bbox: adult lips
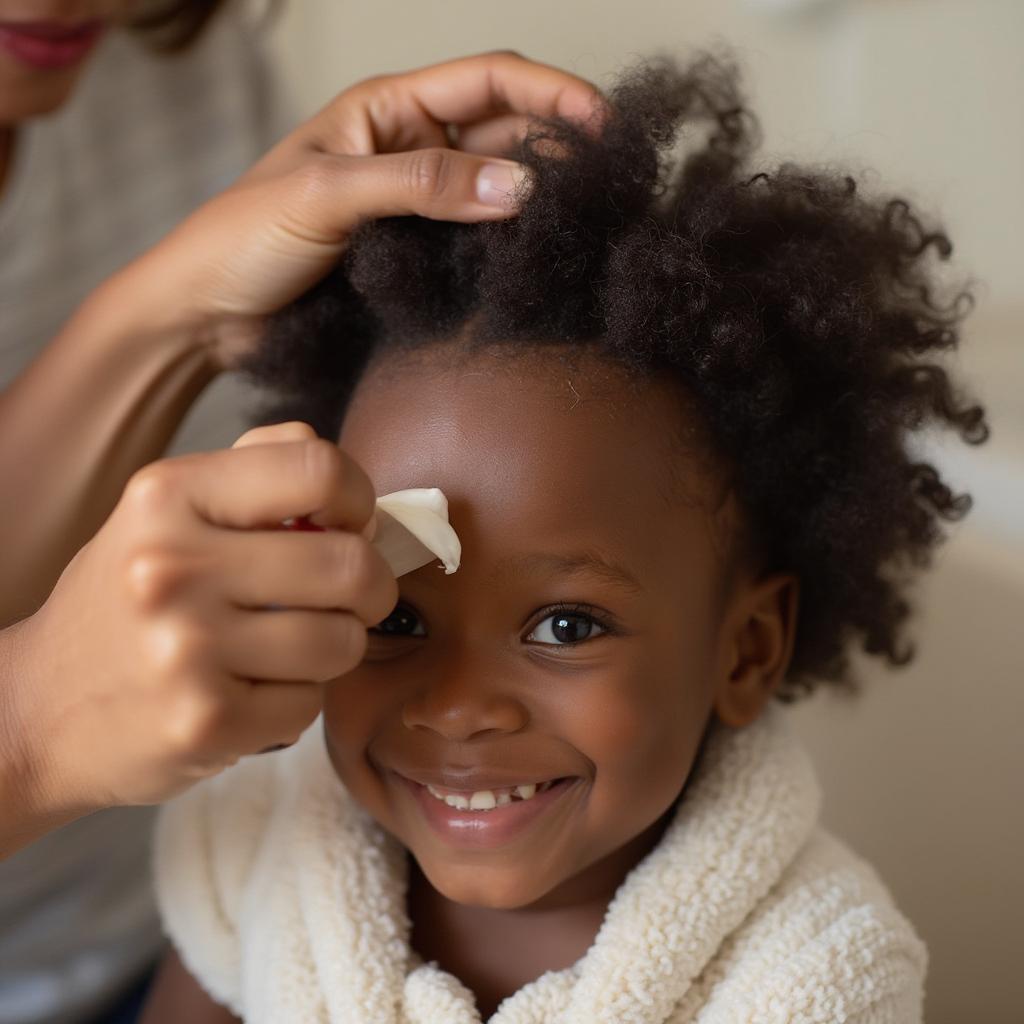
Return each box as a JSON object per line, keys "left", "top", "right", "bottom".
{"left": 0, "top": 20, "right": 105, "bottom": 39}
{"left": 0, "top": 19, "right": 106, "bottom": 69}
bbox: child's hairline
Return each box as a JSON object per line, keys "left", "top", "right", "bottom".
{"left": 345, "top": 328, "right": 765, "bottom": 611}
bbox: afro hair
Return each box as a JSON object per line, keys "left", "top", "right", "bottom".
{"left": 244, "top": 53, "right": 988, "bottom": 698}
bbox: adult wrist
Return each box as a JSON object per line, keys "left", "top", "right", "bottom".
{"left": 0, "top": 617, "right": 86, "bottom": 858}
{"left": 85, "top": 256, "right": 234, "bottom": 375}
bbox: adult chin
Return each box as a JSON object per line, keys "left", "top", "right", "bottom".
{"left": 0, "top": 68, "right": 86, "bottom": 122}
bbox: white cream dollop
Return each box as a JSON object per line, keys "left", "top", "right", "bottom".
{"left": 372, "top": 488, "right": 461, "bottom": 578}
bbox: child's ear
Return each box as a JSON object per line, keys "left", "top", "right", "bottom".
{"left": 712, "top": 573, "right": 799, "bottom": 728}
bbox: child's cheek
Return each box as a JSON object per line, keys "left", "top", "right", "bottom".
{"left": 321, "top": 671, "right": 399, "bottom": 809}
{"left": 563, "top": 663, "right": 711, "bottom": 829}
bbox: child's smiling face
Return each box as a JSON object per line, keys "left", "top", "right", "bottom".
{"left": 325, "top": 344, "right": 796, "bottom": 911}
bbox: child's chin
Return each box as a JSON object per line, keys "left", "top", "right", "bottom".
{"left": 418, "top": 858, "right": 558, "bottom": 911}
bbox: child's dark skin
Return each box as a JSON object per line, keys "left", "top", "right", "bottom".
{"left": 142, "top": 344, "right": 798, "bottom": 1023}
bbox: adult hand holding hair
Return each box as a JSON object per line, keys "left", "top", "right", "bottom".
{"left": 0, "top": 51, "right": 601, "bottom": 622}
{"left": 115, "top": 50, "right": 600, "bottom": 364}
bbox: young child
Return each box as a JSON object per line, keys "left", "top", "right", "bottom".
{"left": 142, "top": 55, "right": 987, "bottom": 1023}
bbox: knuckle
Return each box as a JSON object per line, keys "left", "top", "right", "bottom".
{"left": 349, "top": 71, "right": 389, "bottom": 95}
{"left": 288, "top": 158, "right": 340, "bottom": 203}
{"left": 232, "top": 426, "right": 264, "bottom": 447}
{"left": 335, "top": 614, "right": 368, "bottom": 670}
{"left": 356, "top": 546, "right": 399, "bottom": 626}
{"left": 276, "top": 420, "right": 317, "bottom": 441}
{"left": 329, "top": 534, "right": 377, "bottom": 593}
{"left": 164, "top": 690, "right": 230, "bottom": 755}
{"left": 269, "top": 699, "right": 321, "bottom": 747}
{"left": 123, "top": 462, "right": 181, "bottom": 519}
{"left": 234, "top": 421, "right": 317, "bottom": 450}
{"left": 145, "top": 618, "right": 211, "bottom": 678}
{"left": 401, "top": 149, "right": 452, "bottom": 202}
{"left": 368, "top": 570, "right": 400, "bottom": 627}
{"left": 299, "top": 614, "right": 365, "bottom": 682}
{"left": 486, "top": 48, "right": 525, "bottom": 61}
{"left": 381, "top": 581, "right": 401, "bottom": 625}
{"left": 124, "top": 547, "right": 189, "bottom": 610}
{"left": 300, "top": 437, "right": 347, "bottom": 503}
{"left": 350, "top": 72, "right": 403, "bottom": 110}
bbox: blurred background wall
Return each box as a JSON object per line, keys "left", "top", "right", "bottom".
{"left": 267, "top": 2, "right": 1023, "bottom": 1020}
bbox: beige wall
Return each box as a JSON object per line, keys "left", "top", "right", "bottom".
{"left": 269, "top": 3, "right": 1024, "bottom": 1020}
{"left": 269, "top": 0, "right": 1024, "bottom": 321}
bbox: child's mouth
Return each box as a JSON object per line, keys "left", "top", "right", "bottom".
{"left": 425, "top": 778, "right": 556, "bottom": 809}
{"left": 394, "top": 772, "right": 579, "bottom": 848}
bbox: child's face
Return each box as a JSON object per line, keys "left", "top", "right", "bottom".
{"left": 325, "top": 345, "right": 767, "bottom": 911}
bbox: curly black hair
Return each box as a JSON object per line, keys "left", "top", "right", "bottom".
{"left": 244, "top": 54, "right": 988, "bottom": 698}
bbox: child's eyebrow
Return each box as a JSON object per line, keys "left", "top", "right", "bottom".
{"left": 493, "top": 552, "right": 644, "bottom": 595}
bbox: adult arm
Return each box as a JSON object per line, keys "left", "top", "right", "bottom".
{"left": 0, "top": 51, "right": 600, "bottom": 624}
{"left": 0, "top": 274, "right": 220, "bottom": 624}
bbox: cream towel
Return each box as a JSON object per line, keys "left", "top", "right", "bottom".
{"left": 154, "top": 706, "right": 926, "bottom": 1023}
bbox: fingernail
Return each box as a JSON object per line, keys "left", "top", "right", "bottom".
{"left": 476, "top": 161, "right": 529, "bottom": 207}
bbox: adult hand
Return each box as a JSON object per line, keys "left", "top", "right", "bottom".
{"left": 1, "top": 423, "right": 394, "bottom": 853}
{"left": 114, "top": 51, "right": 601, "bottom": 365}
{"left": 0, "top": 52, "right": 598, "bottom": 621}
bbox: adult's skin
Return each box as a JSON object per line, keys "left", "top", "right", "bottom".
{"left": 0, "top": 5, "right": 601, "bottom": 856}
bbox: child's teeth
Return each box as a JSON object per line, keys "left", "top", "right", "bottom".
{"left": 424, "top": 781, "right": 557, "bottom": 810}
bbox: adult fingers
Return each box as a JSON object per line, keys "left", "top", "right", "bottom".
{"left": 277, "top": 149, "right": 531, "bottom": 239}
{"left": 228, "top": 680, "right": 325, "bottom": 754}
{"left": 410, "top": 51, "right": 598, "bottom": 123}
{"left": 233, "top": 425, "right": 381, "bottom": 541}
{"left": 126, "top": 439, "right": 376, "bottom": 532}
{"left": 232, "top": 421, "right": 318, "bottom": 449}
{"left": 454, "top": 113, "right": 532, "bottom": 157}
{"left": 223, "top": 609, "right": 369, "bottom": 684}
{"left": 220, "top": 529, "right": 397, "bottom": 626}
{"left": 328, "top": 52, "right": 601, "bottom": 156}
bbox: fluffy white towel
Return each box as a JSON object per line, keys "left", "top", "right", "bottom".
{"left": 154, "top": 705, "right": 926, "bottom": 1023}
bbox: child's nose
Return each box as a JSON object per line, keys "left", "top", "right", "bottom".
{"left": 400, "top": 661, "right": 529, "bottom": 742}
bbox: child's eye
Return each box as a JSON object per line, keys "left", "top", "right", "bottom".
{"left": 526, "top": 609, "right": 606, "bottom": 646}
{"left": 371, "top": 604, "right": 426, "bottom": 637}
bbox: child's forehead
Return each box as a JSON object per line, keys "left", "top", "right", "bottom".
{"left": 339, "top": 345, "right": 734, "bottom": 565}
{"left": 341, "top": 344, "right": 706, "bottom": 495}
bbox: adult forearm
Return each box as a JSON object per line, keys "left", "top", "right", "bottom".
{"left": 0, "top": 618, "right": 79, "bottom": 857}
{"left": 0, "top": 268, "right": 220, "bottom": 624}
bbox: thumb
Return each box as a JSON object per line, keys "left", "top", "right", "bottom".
{"left": 231, "top": 421, "right": 319, "bottom": 449}
{"left": 310, "top": 150, "right": 532, "bottom": 231}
